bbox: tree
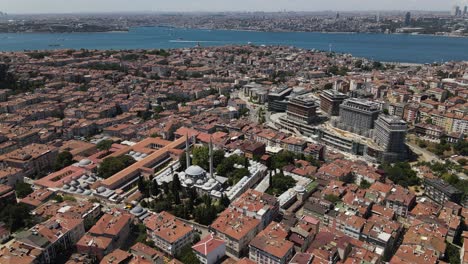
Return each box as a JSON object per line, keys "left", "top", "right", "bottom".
{"left": 324, "top": 194, "right": 341, "bottom": 204}
{"left": 272, "top": 151, "right": 296, "bottom": 169}
{"left": 177, "top": 245, "right": 200, "bottom": 264}
{"left": 220, "top": 194, "right": 230, "bottom": 208}
{"left": 150, "top": 181, "right": 159, "bottom": 197}
{"left": 359, "top": 180, "right": 371, "bottom": 189}
{"left": 172, "top": 174, "right": 182, "bottom": 194}
{"left": 266, "top": 173, "right": 296, "bottom": 196}
{"left": 445, "top": 243, "right": 460, "bottom": 264}
{"left": 382, "top": 162, "right": 420, "bottom": 187}
{"left": 0, "top": 203, "right": 35, "bottom": 231}
{"left": 138, "top": 177, "right": 150, "bottom": 198}
{"left": 458, "top": 158, "right": 467, "bottom": 166}
{"left": 15, "top": 182, "right": 33, "bottom": 198}
{"left": 192, "top": 146, "right": 210, "bottom": 170}
{"left": 96, "top": 140, "right": 113, "bottom": 153}
{"left": 54, "top": 151, "right": 74, "bottom": 171}
{"left": 98, "top": 155, "right": 136, "bottom": 179}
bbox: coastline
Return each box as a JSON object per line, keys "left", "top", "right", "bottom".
{"left": 0, "top": 25, "right": 467, "bottom": 38}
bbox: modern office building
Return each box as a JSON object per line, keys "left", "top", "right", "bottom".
{"left": 279, "top": 95, "right": 320, "bottom": 136}
{"left": 405, "top": 12, "right": 411, "bottom": 26}
{"left": 320, "top": 90, "right": 348, "bottom": 116}
{"left": 372, "top": 115, "right": 408, "bottom": 162}
{"left": 338, "top": 98, "right": 381, "bottom": 135}
{"left": 452, "top": 5, "right": 461, "bottom": 16}
{"left": 267, "top": 87, "right": 293, "bottom": 112}
{"left": 287, "top": 96, "right": 319, "bottom": 124}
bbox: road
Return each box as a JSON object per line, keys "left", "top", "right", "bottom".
{"left": 407, "top": 142, "right": 443, "bottom": 164}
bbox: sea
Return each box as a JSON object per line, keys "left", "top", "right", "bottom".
{"left": 1, "top": 26, "right": 468, "bottom": 63}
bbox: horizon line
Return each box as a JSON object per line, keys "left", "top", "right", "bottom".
{"left": 2, "top": 9, "right": 454, "bottom": 15}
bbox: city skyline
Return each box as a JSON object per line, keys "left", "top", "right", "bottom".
{"left": 0, "top": 0, "right": 467, "bottom": 14}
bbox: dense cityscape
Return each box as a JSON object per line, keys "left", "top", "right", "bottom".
{"left": 0, "top": 1, "right": 467, "bottom": 264}
{"left": 1, "top": 8, "right": 468, "bottom": 36}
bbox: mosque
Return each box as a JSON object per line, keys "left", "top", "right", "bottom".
{"left": 178, "top": 137, "right": 226, "bottom": 199}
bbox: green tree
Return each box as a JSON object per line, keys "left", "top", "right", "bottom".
{"left": 382, "top": 162, "right": 420, "bottom": 187}
{"left": 15, "top": 182, "right": 33, "bottom": 198}
{"left": 272, "top": 151, "right": 296, "bottom": 169}
{"left": 177, "top": 245, "right": 200, "bottom": 264}
{"left": 96, "top": 140, "right": 113, "bottom": 152}
{"left": 445, "top": 243, "right": 460, "bottom": 264}
{"left": 359, "top": 180, "right": 371, "bottom": 189}
{"left": 192, "top": 146, "right": 210, "bottom": 170}
{"left": 266, "top": 173, "right": 296, "bottom": 196}
{"left": 98, "top": 155, "right": 136, "bottom": 179}
{"left": 0, "top": 203, "right": 35, "bottom": 231}
{"left": 54, "top": 151, "right": 74, "bottom": 171}
{"left": 150, "top": 181, "right": 159, "bottom": 197}
{"left": 138, "top": 177, "right": 150, "bottom": 198}
{"left": 324, "top": 194, "right": 341, "bottom": 204}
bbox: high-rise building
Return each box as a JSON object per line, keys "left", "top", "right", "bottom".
{"left": 373, "top": 115, "right": 408, "bottom": 162}
{"left": 339, "top": 98, "right": 381, "bottom": 134}
{"left": 404, "top": 12, "right": 411, "bottom": 26}
{"left": 279, "top": 95, "right": 319, "bottom": 136}
{"left": 464, "top": 6, "right": 468, "bottom": 16}
{"left": 267, "top": 87, "right": 292, "bottom": 112}
{"left": 320, "top": 90, "right": 348, "bottom": 116}
{"left": 452, "top": 5, "right": 461, "bottom": 16}
{"left": 286, "top": 96, "right": 318, "bottom": 125}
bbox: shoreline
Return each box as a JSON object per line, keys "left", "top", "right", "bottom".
{"left": 0, "top": 25, "right": 466, "bottom": 39}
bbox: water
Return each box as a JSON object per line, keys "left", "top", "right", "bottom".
{"left": 1, "top": 26, "right": 468, "bottom": 63}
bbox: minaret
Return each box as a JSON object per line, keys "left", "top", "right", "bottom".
{"left": 209, "top": 136, "right": 214, "bottom": 178}
{"left": 185, "top": 133, "right": 190, "bottom": 169}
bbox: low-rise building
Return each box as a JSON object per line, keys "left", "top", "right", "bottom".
{"left": 210, "top": 208, "right": 261, "bottom": 258}
{"left": 249, "top": 222, "right": 294, "bottom": 264}
{"left": 192, "top": 234, "right": 226, "bottom": 264}
{"left": 144, "top": 211, "right": 194, "bottom": 256}
{"left": 76, "top": 211, "right": 132, "bottom": 260}
{"left": 424, "top": 178, "right": 463, "bottom": 204}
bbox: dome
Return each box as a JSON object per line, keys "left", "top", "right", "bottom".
{"left": 185, "top": 179, "right": 193, "bottom": 185}
{"left": 185, "top": 165, "right": 205, "bottom": 176}
{"left": 80, "top": 175, "right": 89, "bottom": 180}
{"left": 80, "top": 183, "right": 89, "bottom": 189}
{"left": 62, "top": 184, "right": 70, "bottom": 190}
{"left": 69, "top": 186, "right": 77, "bottom": 192}
{"left": 131, "top": 206, "right": 144, "bottom": 214}
{"left": 76, "top": 188, "right": 84, "bottom": 194}
{"left": 140, "top": 154, "right": 148, "bottom": 158}
{"left": 70, "top": 180, "right": 79, "bottom": 187}
{"left": 204, "top": 182, "right": 212, "bottom": 188}
{"left": 196, "top": 179, "right": 204, "bottom": 185}
{"left": 79, "top": 159, "right": 92, "bottom": 166}
{"left": 208, "top": 179, "right": 216, "bottom": 184}
{"left": 211, "top": 190, "right": 216, "bottom": 195}
{"left": 87, "top": 177, "right": 96, "bottom": 182}
{"left": 129, "top": 151, "right": 136, "bottom": 155}
{"left": 83, "top": 190, "right": 92, "bottom": 195}
{"left": 294, "top": 185, "right": 306, "bottom": 193}
{"left": 97, "top": 187, "right": 106, "bottom": 193}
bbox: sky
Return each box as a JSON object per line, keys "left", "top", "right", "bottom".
{"left": 1, "top": 0, "right": 467, "bottom": 14}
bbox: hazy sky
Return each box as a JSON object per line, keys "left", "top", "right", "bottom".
{"left": 1, "top": 0, "right": 466, "bottom": 13}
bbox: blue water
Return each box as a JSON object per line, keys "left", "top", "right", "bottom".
{"left": 1, "top": 27, "right": 468, "bottom": 63}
